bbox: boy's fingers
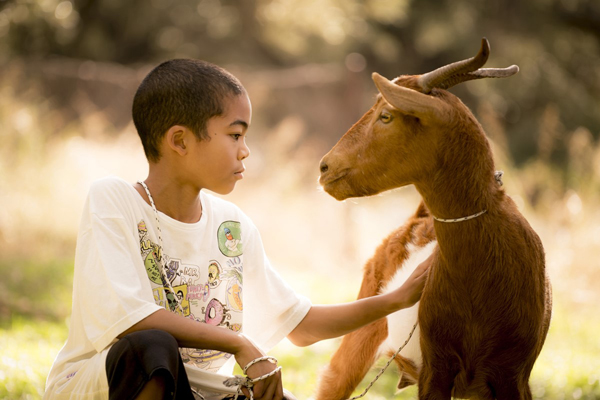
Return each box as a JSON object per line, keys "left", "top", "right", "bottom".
{"left": 242, "top": 386, "right": 251, "bottom": 397}
{"left": 276, "top": 374, "right": 284, "bottom": 400}
{"left": 254, "top": 374, "right": 280, "bottom": 400}
{"left": 414, "top": 254, "right": 433, "bottom": 276}
{"left": 260, "top": 378, "right": 277, "bottom": 400}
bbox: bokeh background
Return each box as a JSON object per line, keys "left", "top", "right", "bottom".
{"left": 1, "top": 0, "right": 599, "bottom": 398}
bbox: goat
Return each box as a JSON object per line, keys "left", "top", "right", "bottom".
{"left": 316, "top": 38, "right": 552, "bottom": 400}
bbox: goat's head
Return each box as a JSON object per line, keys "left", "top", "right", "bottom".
{"left": 319, "top": 38, "right": 518, "bottom": 201}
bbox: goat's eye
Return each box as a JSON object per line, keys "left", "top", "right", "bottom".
{"left": 379, "top": 112, "right": 393, "bottom": 124}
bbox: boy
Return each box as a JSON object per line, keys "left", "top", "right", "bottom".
{"left": 44, "top": 59, "right": 430, "bottom": 400}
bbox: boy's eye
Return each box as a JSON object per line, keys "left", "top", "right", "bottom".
{"left": 379, "top": 112, "right": 393, "bottom": 124}
{"left": 231, "top": 134, "right": 242, "bottom": 140}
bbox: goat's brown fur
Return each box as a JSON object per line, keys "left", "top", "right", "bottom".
{"left": 317, "top": 54, "right": 552, "bottom": 400}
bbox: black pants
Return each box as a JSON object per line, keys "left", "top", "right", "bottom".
{"left": 105, "top": 329, "right": 297, "bottom": 400}
{"left": 105, "top": 329, "right": 194, "bottom": 400}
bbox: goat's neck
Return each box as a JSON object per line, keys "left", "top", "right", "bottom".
{"left": 416, "top": 122, "right": 499, "bottom": 218}
{"left": 416, "top": 166, "right": 500, "bottom": 262}
{"left": 414, "top": 131, "right": 501, "bottom": 233}
{"left": 416, "top": 170, "right": 498, "bottom": 222}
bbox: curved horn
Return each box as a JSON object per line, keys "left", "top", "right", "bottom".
{"left": 435, "top": 65, "right": 520, "bottom": 89}
{"left": 418, "top": 38, "right": 490, "bottom": 93}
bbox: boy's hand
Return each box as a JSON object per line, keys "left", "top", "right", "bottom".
{"left": 395, "top": 253, "right": 432, "bottom": 308}
{"left": 234, "top": 335, "right": 283, "bottom": 400}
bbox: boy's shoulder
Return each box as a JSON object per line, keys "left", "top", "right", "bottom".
{"left": 202, "top": 190, "right": 244, "bottom": 216}
{"left": 201, "top": 191, "right": 257, "bottom": 228}
{"left": 85, "top": 176, "right": 139, "bottom": 214}
{"left": 87, "top": 176, "right": 134, "bottom": 199}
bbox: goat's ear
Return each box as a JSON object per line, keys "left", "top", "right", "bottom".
{"left": 372, "top": 73, "right": 449, "bottom": 121}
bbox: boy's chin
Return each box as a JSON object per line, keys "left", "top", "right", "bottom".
{"left": 209, "top": 184, "right": 236, "bottom": 195}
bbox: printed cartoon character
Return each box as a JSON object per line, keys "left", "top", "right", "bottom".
{"left": 224, "top": 228, "right": 240, "bottom": 252}
{"left": 227, "top": 280, "right": 243, "bottom": 312}
{"left": 202, "top": 298, "right": 231, "bottom": 326}
{"left": 138, "top": 220, "right": 148, "bottom": 236}
{"left": 165, "top": 290, "right": 178, "bottom": 312}
{"left": 165, "top": 260, "right": 181, "bottom": 284}
{"left": 222, "top": 263, "right": 243, "bottom": 312}
{"left": 217, "top": 221, "right": 242, "bottom": 257}
{"left": 207, "top": 261, "right": 221, "bottom": 288}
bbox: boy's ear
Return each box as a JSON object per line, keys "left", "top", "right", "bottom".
{"left": 165, "top": 125, "right": 190, "bottom": 156}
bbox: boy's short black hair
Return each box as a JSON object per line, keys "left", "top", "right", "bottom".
{"left": 132, "top": 59, "right": 245, "bottom": 162}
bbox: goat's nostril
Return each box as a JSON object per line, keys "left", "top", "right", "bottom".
{"left": 320, "top": 161, "right": 329, "bottom": 174}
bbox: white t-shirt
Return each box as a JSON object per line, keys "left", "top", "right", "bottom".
{"left": 44, "top": 177, "right": 311, "bottom": 399}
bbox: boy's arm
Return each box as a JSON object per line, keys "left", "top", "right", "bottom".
{"left": 119, "top": 310, "right": 282, "bottom": 399}
{"left": 287, "top": 254, "right": 431, "bottom": 347}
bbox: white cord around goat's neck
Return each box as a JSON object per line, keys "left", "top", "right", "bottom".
{"left": 433, "top": 209, "right": 487, "bottom": 223}
{"left": 432, "top": 170, "right": 504, "bottom": 223}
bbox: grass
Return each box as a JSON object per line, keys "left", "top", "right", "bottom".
{"left": 0, "top": 255, "right": 597, "bottom": 399}
{"left": 0, "top": 317, "right": 68, "bottom": 399}
{"left": 1, "top": 304, "right": 599, "bottom": 399}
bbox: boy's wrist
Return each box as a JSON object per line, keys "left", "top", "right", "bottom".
{"left": 387, "top": 288, "right": 410, "bottom": 313}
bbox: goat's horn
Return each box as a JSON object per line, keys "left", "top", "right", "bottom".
{"left": 418, "top": 38, "right": 490, "bottom": 93}
{"left": 436, "top": 65, "right": 520, "bottom": 89}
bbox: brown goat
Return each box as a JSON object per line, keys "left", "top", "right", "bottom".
{"left": 316, "top": 39, "right": 552, "bottom": 400}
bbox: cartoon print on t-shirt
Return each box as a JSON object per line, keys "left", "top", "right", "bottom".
{"left": 137, "top": 219, "right": 244, "bottom": 372}
{"left": 222, "top": 257, "right": 243, "bottom": 312}
{"left": 153, "top": 285, "right": 191, "bottom": 316}
{"left": 207, "top": 260, "right": 222, "bottom": 288}
{"left": 202, "top": 298, "right": 232, "bottom": 326}
{"left": 165, "top": 259, "right": 181, "bottom": 285}
{"left": 217, "top": 221, "right": 242, "bottom": 257}
{"left": 185, "top": 349, "right": 232, "bottom": 367}
{"left": 138, "top": 219, "right": 202, "bottom": 317}
{"left": 138, "top": 220, "right": 163, "bottom": 284}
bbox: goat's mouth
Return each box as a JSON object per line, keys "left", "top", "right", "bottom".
{"left": 319, "top": 170, "right": 355, "bottom": 200}
{"left": 319, "top": 170, "right": 348, "bottom": 188}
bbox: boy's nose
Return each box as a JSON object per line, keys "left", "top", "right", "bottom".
{"left": 239, "top": 142, "right": 250, "bottom": 160}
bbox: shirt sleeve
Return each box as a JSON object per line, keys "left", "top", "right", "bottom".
{"left": 73, "top": 181, "right": 162, "bottom": 352}
{"left": 241, "top": 219, "right": 312, "bottom": 351}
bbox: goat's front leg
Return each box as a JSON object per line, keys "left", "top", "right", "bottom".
{"left": 314, "top": 317, "right": 388, "bottom": 400}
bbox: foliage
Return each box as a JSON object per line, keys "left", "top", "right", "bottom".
{"left": 0, "top": 0, "right": 598, "bottom": 167}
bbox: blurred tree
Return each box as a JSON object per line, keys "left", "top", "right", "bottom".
{"left": 0, "top": 0, "right": 598, "bottom": 167}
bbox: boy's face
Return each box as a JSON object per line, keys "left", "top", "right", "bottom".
{"left": 185, "top": 93, "right": 252, "bottom": 194}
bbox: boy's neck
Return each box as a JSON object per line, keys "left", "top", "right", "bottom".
{"left": 136, "top": 171, "right": 203, "bottom": 224}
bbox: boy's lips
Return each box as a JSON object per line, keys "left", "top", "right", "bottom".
{"left": 234, "top": 168, "right": 245, "bottom": 179}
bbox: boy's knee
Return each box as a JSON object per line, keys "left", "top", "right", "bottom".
{"left": 126, "top": 329, "right": 180, "bottom": 361}
{"left": 129, "top": 329, "right": 179, "bottom": 350}
{"left": 110, "top": 329, "right": 180, "bottom": 367}
{"left": 107, "top": 329, "right": 187, "bottom": 398}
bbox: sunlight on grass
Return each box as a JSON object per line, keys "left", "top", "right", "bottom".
{"left": 0, "top": 318, "right": 67, "bottom": 400}
{"left": 2, "top": 304, "right": 599, "bottom": 399}
{"left": 530, "top": 305, "right": 600, "bottom": 400}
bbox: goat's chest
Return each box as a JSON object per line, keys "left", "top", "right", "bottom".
{"left": 379, "top": 240, "right": 437, "bottom": 365}
{"left": 418, "top": 259, "right": 512, "bottom": 346}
